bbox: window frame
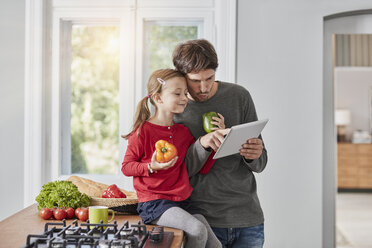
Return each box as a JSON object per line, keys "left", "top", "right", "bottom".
{"left": 50, "top": 4, "right": 136, "bottom": 188}
{"left": 24, "top": 0, "right": 236, "bottom": 207}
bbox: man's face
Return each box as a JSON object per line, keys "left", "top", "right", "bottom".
{"left": 185, "top": 69, "right": 216, "bottom": 102}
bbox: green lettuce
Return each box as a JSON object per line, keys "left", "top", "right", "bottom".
{"left": 35, "top": 180, "right": 91, "bottom": 211}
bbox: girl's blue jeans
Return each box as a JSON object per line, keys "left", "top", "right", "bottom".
{"left": 211, "top": 223, "right": 264, "bottom": 248}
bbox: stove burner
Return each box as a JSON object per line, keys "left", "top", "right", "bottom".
{"left": 65, "top": 227, "right": 80, "bottom": 235}
{"left": 22, "top": 219, "right": 174, "bottom": 248}
{"left": 49, "top": 238, "right": 66, "bottom": 248}
{"left": 120, "top": 229, "right": 134, "bottom": 237}
{"left": 99, "top": 239, "right": 132, "bottom": 248}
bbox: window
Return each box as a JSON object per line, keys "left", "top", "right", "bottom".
{"left": 49, "top": 7, "right": 136, "bottom": 186}
{"left": 65, "top": 25, "right": 120, "bottom": 175}
{"left": 24, "top": 0, "right": 236, "bottom": 206}
{"left": 143, "top": 21, "right": 201, "bottom": 93}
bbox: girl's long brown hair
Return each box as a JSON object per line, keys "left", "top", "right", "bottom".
{"left": 121, "top": 69, "right": 185, "bottom": 139}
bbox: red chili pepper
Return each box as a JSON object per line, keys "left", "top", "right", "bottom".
{"left": 102, "top": 184, "right": 127, "bottom": 198}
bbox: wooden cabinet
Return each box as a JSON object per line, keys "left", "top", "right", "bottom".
{"left": 338, "top": 143, "right": 372, "bottom": 189}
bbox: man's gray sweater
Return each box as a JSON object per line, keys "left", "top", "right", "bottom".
{"left": 174, "top": 81, "right": 268, "bottom": 228}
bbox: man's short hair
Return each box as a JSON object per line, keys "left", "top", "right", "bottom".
{"left": 172, "top": 39, "right": 219, "bottom": 74}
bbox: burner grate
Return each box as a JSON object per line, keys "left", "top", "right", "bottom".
{"left": 23, "top": 219, "right": 173, "bottom": 248}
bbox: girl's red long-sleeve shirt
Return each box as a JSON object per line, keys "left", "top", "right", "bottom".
{"left": 122, "top": 121, "right": 195, "bottom": 203}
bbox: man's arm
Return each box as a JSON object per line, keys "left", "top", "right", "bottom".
{"left": 184, "top": 138, "right": 212, "bottom": 177}
{"left": 241, "top": 89, "right": 268, "bottom": 173}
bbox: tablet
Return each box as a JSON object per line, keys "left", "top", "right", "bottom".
{"left": 213, "top": 119, "right": 269, "bottom": 159}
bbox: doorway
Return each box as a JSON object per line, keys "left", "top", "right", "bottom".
{"left": 324, "top": 11, "right": 372, "bottom": 248}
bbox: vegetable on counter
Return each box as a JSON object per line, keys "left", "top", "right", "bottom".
{"left": 53, "top": 208, "right": 67, "bottom": 220}
{"left": 155, "top": 140, "right": 177, "bottom": 163}
{"left": 76, "top": 207, "right": 89, "bottom": 221}
{"left": 35, "top": 180, "right": 91, "bottom": 211}
{"left": 39, "top": 208, "right": 53, "bottom": 220}
{"left": 65, "top": 207, "right": 75, "bottom": 219}
{"left": 38, "top": 207, "right": 82, "bottom": 220}
{"left": 102, "top": 184, "right": 127, "bottom": 198}
{"left": 203, "top": 111, "right": 219, "bottom": 133}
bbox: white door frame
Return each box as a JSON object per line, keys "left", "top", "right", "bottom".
{"left": 323, "top": 10, "right": 372, "bottom": 248}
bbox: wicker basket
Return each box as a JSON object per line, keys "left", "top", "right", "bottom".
{"left": 66, "top": 175, "right": 139, "bottom": 214}
{"left": 90, "top": 192, "right": 139, "bottom": 214}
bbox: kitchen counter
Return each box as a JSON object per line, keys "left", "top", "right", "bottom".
{"left": 0, "top": 204, "right": 183, "bottom": 247}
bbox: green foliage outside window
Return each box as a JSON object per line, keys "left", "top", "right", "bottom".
{"left": 71, "top": 26, "right": 120, "bottom": 174}
{"left": 146, "top": 25, "right": 198, "bottom": 78}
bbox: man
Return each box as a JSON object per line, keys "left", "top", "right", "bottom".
{"left": 173, "top": 39, "right": 268, "bottom": 248}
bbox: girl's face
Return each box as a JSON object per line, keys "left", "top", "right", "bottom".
{"left": 157, "top": 77, "right": 188, "bottom": 114}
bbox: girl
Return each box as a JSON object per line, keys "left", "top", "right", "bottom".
{"left": 122, "top": 69, "right": 222, "bottom": 248}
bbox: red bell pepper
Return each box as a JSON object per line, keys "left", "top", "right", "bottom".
{"left": 102, "top": 184, "right": 127, "bottom": 198}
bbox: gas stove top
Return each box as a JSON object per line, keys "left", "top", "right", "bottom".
{"left": 23, "top": 219, "right": 174, "bottom": 248}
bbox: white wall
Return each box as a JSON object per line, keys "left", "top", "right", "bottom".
{"left": 237, "top": 1, "right": 322, "bottom": 247}
{"left": 335, "top": 68, "right": 372, "bottom": 138}
{"left": 0, "top": 0, "right": 25, "bottom": 221}
{"left": 237, "top": 0, "right": 372, "bottom": 247}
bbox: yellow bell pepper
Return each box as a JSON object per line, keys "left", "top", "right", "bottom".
{"left": 155, "top": 140, "right": 177, "bottom": 163}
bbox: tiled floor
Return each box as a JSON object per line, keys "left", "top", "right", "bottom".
{"left": 336, "top": 192, "right": 372, "bottom": 248}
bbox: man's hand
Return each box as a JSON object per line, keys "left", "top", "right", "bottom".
{"left": 150, "top": 151, "right": 178, "bottom": 172}
{"left": 240, "top": 138, "right": 263, "bottom": 160}
{"left": 210, "top": 113, "right": 225, "bottom": 131}
{"left": 200, "top": 128, "right": 231, "bottom": 151}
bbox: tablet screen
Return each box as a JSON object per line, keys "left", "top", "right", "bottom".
{"left": 213, "top": 119, "right": 268, "bottom": 159}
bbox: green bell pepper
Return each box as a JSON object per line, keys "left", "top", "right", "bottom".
{"left": 203, "top": 111, "right": 219, "bottom": 133}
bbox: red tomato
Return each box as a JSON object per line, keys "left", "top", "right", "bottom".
{"left": 39, "top": 208, "right": 53, "bottom": 220}
{"left": 65, "top": 207, "right": 75, "bottom": 219}
{"left": 75, "top": 207, "right": 81, "bottom": 217}
{"left": 53, "top": 208, "right": 67, "bottom": 220}
{"left": 77, "top": 208, "right": 89, "bottom": 221}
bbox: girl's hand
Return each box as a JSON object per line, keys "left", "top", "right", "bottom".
{"left": 200, "top": 128, "right": 231, "bottom": 151}
{"left": 150, "top": 151, "right": 178, "bottom": 172}
{"left": 210, "top": 113, "right": 225, "bottom": 131}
